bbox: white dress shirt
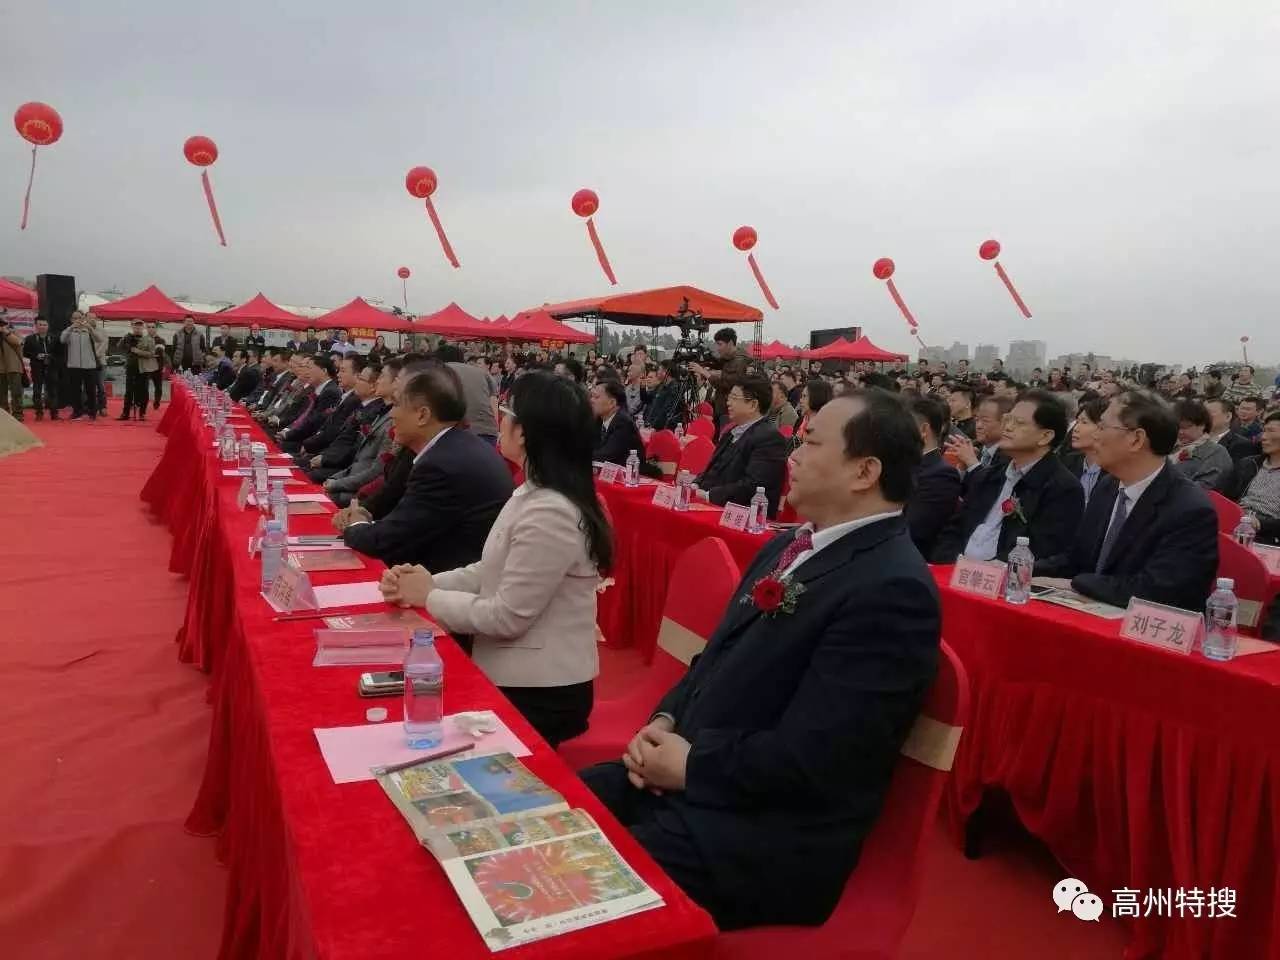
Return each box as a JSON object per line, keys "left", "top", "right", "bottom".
{"left": 963, "top": 456, "right": 1043, "bottom": 561}
{"left": 412, "top": 425, "right": 453, "bottom": 466}
{"left": 781, "top": 510, "right": 904, "bottom": 577}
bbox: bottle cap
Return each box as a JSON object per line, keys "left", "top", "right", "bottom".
{"left": 1217, "top": 577, "right": 1234, "bottom": 590}
{"left": 411, "top": 628, "right": 436, "bottom": 646}
{"left": 1016, "top": 536, "right": 1030, "bottom": 546}
{"left": 365, "top": 707, "right": 388, "bottom": 723}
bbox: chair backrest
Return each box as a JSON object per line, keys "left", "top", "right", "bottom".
{"left": 656, "top": 537, "right": 741, "bottom": 665}
{"left": 712, "top": 641, "right": 970, "bottom": 960}
{"left": 687, "top": 417, "right": 716, "bottom": 440}
{"left": 678, "top": 435, "right": 715, "bottom": 476}
{"left": 646, "top": 429, "right": 682, "bottom": 478}
{"left": 1209, "top": 491, "right": 1244, "bottom": 534}
{"left": 1217, "top": 533, "right": 1273, "bottom": 633}
{"left": 696, "top": 401, "right": 714, "bottom": 417}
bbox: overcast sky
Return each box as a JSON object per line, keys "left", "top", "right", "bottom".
{"left": 4, "top": 1, "right": 1279, "bottom": 364}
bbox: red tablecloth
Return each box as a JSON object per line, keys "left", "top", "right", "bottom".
{"left": 594, "top": 480, "right": 770, "bottom": 660}
{"left": 142, "top": 384, "right": 716, "bottom": 960}
{"left": 936, "top": 570, "right": 1280, "bottom": 960}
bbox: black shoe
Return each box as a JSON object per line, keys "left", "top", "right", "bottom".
{"left": 70, "top": 414, "right": 84, "bottom": 421}
{"left": 117, "top": 413, "right": 131, "bottom": 421}
{"left": 153, "top": 399, "right": 161, "bottom": 410}
{"left": 49, "top": 413, "right": 60, "bottom": 420}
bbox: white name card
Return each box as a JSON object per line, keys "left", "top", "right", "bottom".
{"left": 1252, "top": 543, "right": 1280, "bottom": 576}
{"left": 1120, "top": 598, "right": 1199, "bottom": 656}
{"left": 950, "top": 558, "right": 1007, "bottom": 599}
{"left": 236, "top": 477, "right": 251, "bottom": 510}
{"left": 720, "top": 502, "right": 750, "bottom": 532}
{"left": 599, "top": 462, "right": 622, "bottom": 484}
{"left": 651, "top": 484, "right": 677, "bottom": 509}
{"left": 265, "top": 561, "right": 319, "bottom": 613}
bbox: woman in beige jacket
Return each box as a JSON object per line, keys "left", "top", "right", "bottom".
{"left": 382, "top": 370, "right": 613, "bottom": 746}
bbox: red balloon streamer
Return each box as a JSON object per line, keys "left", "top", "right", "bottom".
{"left": 747, "top": 253, "right": 779, "bottom": 309}
{"left": 402, "top": 279, "right": 408, "bottom": 311}
{"left": 585, "top": 217, "right": 617, "bottom": 285}
{"left": 19, "top": 146, "right": 36, "bottom": 230}
{"left": 424, "top": 197, "right": 460, "bottom": 268}
{"left": 200, "top": 170, "right": 227, "bottom": 246}
{"left": 885, "top": 278, "right": 916, "bottom": 326}
{"left": 993, "top": 262, "right": 1032, "bottom": 318}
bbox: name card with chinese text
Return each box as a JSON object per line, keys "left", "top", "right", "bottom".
{"left": 949, "top": 558, "right": 1007, "bottom": 599}
{"left": 598, "top": 463, "right": 621, "bottom": 484}
{"left": 651, "top": 484, "right": 677, "bottom": 509}
{"left": 236, "top": 477, "right": 251, "bottom": 510}
{"left": 264, "top": 561, "right": 319, "bottom": 613}
{"left": 720, "top": 503, "right": 750, "bottom": 532}
{"left": 1252, "top": 543, "right": 1280, "bottom": 576}
{"left": 1120, "top": 598, "right": 1199, "bottom": 656}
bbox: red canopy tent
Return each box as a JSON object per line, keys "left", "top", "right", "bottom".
{"left": 310, "top": 297, "right": 416, "bottom": 334}
{"left": 751, "top": 339, "right": 806, "bottom": 360}
{"left": 503, "top": 309, "right": 596, "bottom": 344}
{"left": 0, "top": 278, "right": 37, "bottom": 310}
{"left": 416, "top": 302, "right": 489, "bottom": 338}
{"left": 90, "top": 284, "right": 205, "bottom": 321}
{"left": 804, "top": 336, "right": 907, "bottom": 363}
{"left": 540, "top": 285, "right": 763, "bottom": 326}
{"left": 212, "top": 292, "right": 312, "bottom": 331}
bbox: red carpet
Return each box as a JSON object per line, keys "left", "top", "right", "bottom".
{"left": 0, "top": 403, "right": 225, "bottom": 960}
{"left": 0, "top": 409, "right": 1125, "bottom": 959}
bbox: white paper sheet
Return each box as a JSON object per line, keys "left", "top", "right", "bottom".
{"left": 311, "top": 581, "right": 385, "bottom": 609}
{"left": 314, "top": 713, "right": 531, "bottom": 784}
{"left": 286, "top": 493, "right": 332, "bottom": 503}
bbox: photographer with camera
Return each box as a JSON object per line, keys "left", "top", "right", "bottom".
{"left": 688, "top": 327, "right": 749, "bottom": 432}
{"left": 60, "top": 311, "right": 107, "bottom": 421}
{"left": 22, "top": 317, "right": 60, "bottom": 420}
{"left": 0, "top": 315, "right": 25, "bottom": 420}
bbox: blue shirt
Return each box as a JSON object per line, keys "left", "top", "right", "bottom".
{"left": 1080, "top": 461, "right": 1102, "bottom": 506}
{"left": 963, "top": 459, "right": 1031, "bottom": 561}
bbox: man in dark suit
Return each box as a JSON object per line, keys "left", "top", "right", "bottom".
{"left": 1206, "top": 397, "right": 1258, "bottom": 462}
{"left": 323, "top": 359, "right": 401, "bottom": 502}
{"left": 278, "top": 353, "right": 341, "bottom": 451}
{"left": 294, "top": 354, "right": 364, "bottom": 462}
{"left": 694, "top": 374, "right": 787, "bottom": 515}
{"left": 341, "top": 365, "right": 512, "bottom": 570}
{"left": 934, "top": 390, "right": 1083, "bottom": 564}
{"left": 1035, "top": 389, "right": 1219, "bottom": 611}
{"left": 906, "top": 395, "right": 961, "bottom": 558}
{"left": 226, "top": 349, "right": 263, "bottom": 403}
{"left": 944, "top": 394, "right": 1013, "bottom": 497}
{"left": 210, "top": 324, "right": 238, "bottom": 356}
{"left": 581, "top": 388, "right": 941, "bottom": 930}
{"left": 306, "top": 360, "right": 386, "bottom": 481}
{"left": 590, "top": 379, "right": 643, "bottom": 466}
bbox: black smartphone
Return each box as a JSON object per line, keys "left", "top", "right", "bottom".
{"left": 358, "top": 670, "right": 405, "bottom": 697}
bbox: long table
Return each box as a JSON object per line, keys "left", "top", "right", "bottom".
{"left": 142, "top": 385, "right": 716, "bottom": 960}
{"left": 935, "top": 569, "right": 1280, "bottom": 960}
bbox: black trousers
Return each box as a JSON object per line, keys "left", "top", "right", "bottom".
{"left": 579, "top": 761, "right": 736, "bottom": 927}
{"left": 67, "top": 368, "right": 98, "bottom": 418}
{"left": 149, "top": 369, "right": 164, "bottom": 406}
{"left": 122, "top": 368, "right": 148, "bottom": 416}
{"left": 31, "top": 363, "right": 58, "bottom": 416}
{"left": 497, "top": 680, "right": 593, "bottom": 748}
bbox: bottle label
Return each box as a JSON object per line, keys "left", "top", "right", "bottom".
{"left": 236, "top": 477, "right": 252, "bottom": 510}
{"left": 1119, "top": 598, "right": 1200, "bottom": 656}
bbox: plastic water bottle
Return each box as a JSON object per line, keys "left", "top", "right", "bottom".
{"left": 674, "top": 422, "right": 685, "bottom": 440}
{"left": 674, "top": 470, "right": 692, "bottom": 512}
{"left": 251, "top": 446, "right": 270, "bottom": 507}
{"left": 269, "top": 480, "right": 289, "bottom": 534}
{"left": 259, "top": 519, "right": 287, "bottom": 592}
{"left": 1005, "top": 536, "right": 1034, "bottom": 605}
{"left": 219, "top": 424, "right": 236, "bottom": 461}
{"left": 237, "top": 432, "right": 252, "bottom": 470}
{"left": 625, "top": 450, "right": 641, "bottom": 487}
{"left": 1203, "top": 578, "right": 1239, "bottom": 662}
{"left": 747, "top": 486, "right": 769, "bottom": 534}
{"left": 636, "top": 413, "right": 645, "bottom": 431}
{"left": 403, "top": 629, "right": 444, "bottom": 749}
{"left": 1233, "top": 514, "right": 1258, "bottom": 547}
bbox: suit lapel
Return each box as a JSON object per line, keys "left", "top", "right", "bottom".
{"left": 1100, "top": 464, "right": 1174, "bottom": 572}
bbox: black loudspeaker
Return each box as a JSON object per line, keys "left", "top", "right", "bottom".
{"left": 37, "top": 273, "right": 77, "bottom": 339}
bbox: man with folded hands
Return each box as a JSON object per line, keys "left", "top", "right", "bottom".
{"left": 581, "top": 388, "right": 941, "bottom": 930}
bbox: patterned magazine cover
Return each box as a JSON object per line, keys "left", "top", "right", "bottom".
{"left": 425, "top": 809, "right": 599, "bottom": 859}
{"left": 377, "top": 753, "right": 567, "bottom": 840}
{"left": 323, "top": 608, "right": 429, "bottom": 630}
{"left": 291, "top": 549, "right": 366, "bottom": 572}
{"left": 442, "top": 831, "right": 663, "bottom": 950}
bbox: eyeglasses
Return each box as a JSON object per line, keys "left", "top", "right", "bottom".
{"left": 1096, "top": 422, "right": 1136, "bottom": 434}
{"left": 727, "top": 391, "right": 746, "bottom": 402}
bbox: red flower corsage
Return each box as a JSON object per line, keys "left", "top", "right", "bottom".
{"left": 1001, "top": 496, "right": 1028, "bottom": 524}
{"left": 744, "top": 575, "right": 805, "bottom": 616}
{"left": 1178, "top": 449, "right": 1191, "bottom": 462}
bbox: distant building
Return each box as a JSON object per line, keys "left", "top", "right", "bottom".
{"left": 1007, "top": 340, "right": 1047, "bottom": 380}
{"left": 945, "top": 341, "right": 970, "bottom": 367}
{"left": 919, "top": 345, "right": 947, "bottom": 365}
{"left": 973, "top": 344, "right": 1000, "bottom": 371}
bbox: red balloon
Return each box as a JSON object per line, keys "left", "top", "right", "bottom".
{"left": 14, "top": 102, "right": 63, "bottom": 146}
{"left": 406, "top": 166, "right": 438, "bottom": 199}
{"left": 571, "top": 188, "right": 599, "bottom": 218}
{"left": 872, "top": 257, "right": 895, "bottom": 280}
{"left": 183, "top": 135, "right": 218, "bottom": 167}
{"left": 979, "top": 239, "right": 1001, "bottom": 261}
{"left": 397, "top": 266, "right": 411, "bottom": 279}
{"left": 732, "top": 226, "right": 758, "bottom": 252}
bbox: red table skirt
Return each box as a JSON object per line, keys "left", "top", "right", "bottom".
{"left": 937, "top": 575, "right": 1280, "bottom": 960}
{"left": 142, "top": 384, "right": 717, "bottom": 960}
{"left": 595, "top": 481, "right": 768, "bottom": 660}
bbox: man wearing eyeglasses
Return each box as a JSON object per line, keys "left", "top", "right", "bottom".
{"left": 694, "top": 375, "right": 786, "bottom": 516}
{"left": 1034, "top": 389, "right": 1218, "bottom": 611}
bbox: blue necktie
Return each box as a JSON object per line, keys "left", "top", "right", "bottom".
{"left": 1095, "top": 492, "right": 1129, "bottom": 572}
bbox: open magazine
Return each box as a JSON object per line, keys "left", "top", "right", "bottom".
{"left": 376, "top": 752, "right": 663, "bottom": 950}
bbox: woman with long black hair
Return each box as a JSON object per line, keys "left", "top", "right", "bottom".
{"left": 381, "top": 370, "right": 612, "bottom": 746}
